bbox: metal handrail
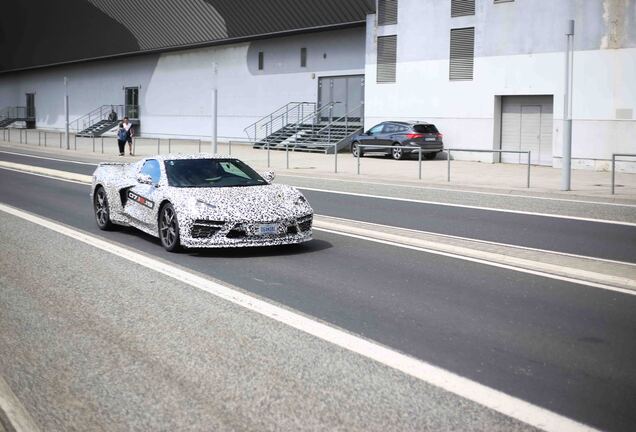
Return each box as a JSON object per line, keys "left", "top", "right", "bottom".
{"left": 0, "top": 106, "right": 28, "bottom": 121}
{"left": 70, "top": 105, "right": 124, "bottom": 133}
{"left": 244, "top": 102, "right": 315, "bottom": 143}
{"left": 446, "top": 148, "right": 532, "bottom": 188}
{"left": 611, "top": 153, "right": 636, "bottom": 195}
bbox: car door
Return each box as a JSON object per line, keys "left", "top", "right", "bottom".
{"left": 361, "top": 123, "right": 385, "bottom": 152}
{"left": 124, "top": 159, "right": 162, "bottom": 228}
{"left": 377, "top": 123, "right": 398, "bottom": 154}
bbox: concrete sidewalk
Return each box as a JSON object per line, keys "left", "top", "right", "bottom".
{"left": 2, "top": 131, "right": 635, "bottom": 204}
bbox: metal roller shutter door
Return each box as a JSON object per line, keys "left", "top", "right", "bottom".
{"left": 501, "top": 96, "right": 553, "bottom": 165}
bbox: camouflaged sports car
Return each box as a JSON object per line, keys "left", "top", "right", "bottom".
{"left": 91, "top": 154, "right": 313, "bottom": 251}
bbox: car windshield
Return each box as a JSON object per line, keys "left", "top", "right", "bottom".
{"left": 164, "top": 158, "right": 268, "bottom": 188}
{"left": 413, "top": 124, "right": 439, "bottom": 134}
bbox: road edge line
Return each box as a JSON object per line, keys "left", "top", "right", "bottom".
{"left": 0, "top": 376, "right": 42, "bottom": 432}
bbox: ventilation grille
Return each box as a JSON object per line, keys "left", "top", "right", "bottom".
{"left": 451, "top": 0, "right": 475, "bottom": 17}
{"left": 377, "top": 35, "right": 397, "bottom": 83}
{"left": 450, "top": 27, "right": 475, "bottom": 81}
{"left": 378, "top": 0, "right": 398, "bottom": 25}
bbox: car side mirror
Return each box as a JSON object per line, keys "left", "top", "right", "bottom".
{"left": 137, "top": 173, "right": 153, "bottom": 185}
{"left": 262, "top": 171, "right": 275, "bottom": 183}
{"left": 365, "top": 131, "right": 372, "bottom": 136}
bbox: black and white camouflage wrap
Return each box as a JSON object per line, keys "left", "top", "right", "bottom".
{"left": 90, "top": 154, "right": 313, "bottom": 248}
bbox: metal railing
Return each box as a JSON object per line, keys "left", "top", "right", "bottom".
{"left": 0, "top": 106, "right": 29, "bottom": 123}
{"left": 70, "top": 105, "right": 125, "bottom": 133}
{"left": 244, "top": 102, "right": 315, "bottom": 144}
{"left": 611, "top": 153, "right": 636, "bottom": 195}
{"left": 357, "top": 145, "right": 424, "bottom": 179}
{"left": 303, "top": 103, "right": 364, "bottom": 150}
{"left": 447, "top": 148, "right": 531, "bottom": 188}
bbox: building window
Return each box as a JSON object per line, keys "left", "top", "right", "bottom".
{"left": 451, "top": 0, "right": 475, "bottom": 17}
{"left": 378, "top": 0, "right": 398, "bottom": 25}
{"left": 300, "top": 47, "right": 307, "bottom": 67}
{"left": 258, "top": 51, "right": 264, "bottom": 70}
{"left": 449, "top": 27, "right": 475, "bottom": 80}
{"left": 377, "top": 35, "right": 397, "bottom": 83}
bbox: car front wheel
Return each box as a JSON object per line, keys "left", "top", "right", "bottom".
{"left": 94, "top": 186, "right": 113, "bottom": 230}
{"left": 159, "top": 203, "right": 181, "bottom": 252}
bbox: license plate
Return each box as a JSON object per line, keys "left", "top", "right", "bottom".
{"left": 257, "top": 223, "right": 279, "bottom": 235}
{"left": 425, "top": 137, "right": 436, "bottom": 141}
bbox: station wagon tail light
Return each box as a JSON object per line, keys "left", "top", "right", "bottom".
{"left": 406, "top": 133, "right": 424, "bottom": 139}
{"left": 437, "top": 133, "right": 443, "bottom": 139}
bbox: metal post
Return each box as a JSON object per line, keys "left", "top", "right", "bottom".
{"left": 418, "top": 149, "right": 422, "bottom": 180}
{"left": 101, "top": 136, "right": 104, "bottom": 154}
{"left": 286, "top": 142, "right": 289, "bottom": 169}
{"left": 447, "top": 150, "right": 451, "bottom": 182}
{"left": 527, "top": 151, "right": 531, "bottom": 188}
{"left": 561, "top": 19, "right": 575, "bottom": 191}
{"left": 229, "top": 140, "right": 232, "bottom": 155}
{"left": 74, "top": 134, "right": 77, "bottom": 150}
{"left": 64, "top": 77, "right": 70, "bottom": 150}
{"left": 19, "top": 129, "right": 22, "bottom": 144}
{"left": 267, "top": 144, "right": 271, "bottom": 168}
{"left": 334, "top": 145, "right": 338, "bottom": 173}
{"left": 38, "top": 131, "right": 41, "bottom": 146}
{"left": 198, "top": 138, "right": 201, "bottom": 153}
{"left": 44, "top": 131, "right": 46, "bottom": 147}
{"left": 92, "top": 135, "right": 95, "bottom": 152}
{"left": 157, "top": 138, "right": 160, "bottom": 154}
{"left": 611, "top": 154, "right": 616, "bottom": 195}
{"left": 357, "top": 146, "right": 361, "bottom": 175}
{"left": 211, "top": 88, "right": 218, "bottom": 154}
{"left": 168, "top": 138, "right": 172, "bottom": 153}
{"left": 59, "top": 132, "right": 62, "bottom": 148}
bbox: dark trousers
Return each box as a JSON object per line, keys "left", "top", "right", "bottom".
{"left": 117, "top": 139, "right": 126, "bottom": 154}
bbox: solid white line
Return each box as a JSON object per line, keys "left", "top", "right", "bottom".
{"left": 280, "top": 173, "right": 636, "bottom": 208}
{"left": 0, "top": 375, "right": 42, "bottom": 432}
{"left": 0, "top": 166, "right": 89, "bottom": 185}
{"left": 316, "top": 215, "right": 636, "bottom": 268}
{"left": 0, "top": 150, "right": 98, "bottom": 166}
{"left": 0, "top": 202, "right": 599, "bottom": 432}
{"left": 314, "top": 227, "right": 636, "bottom": 296}
{"left": 299, "top": 186, "right": 636, "bottom": 227}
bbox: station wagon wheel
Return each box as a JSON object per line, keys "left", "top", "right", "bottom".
{"left": 93, "top": 186, "right": 113, "bottom": 230}
{"left": 351, "top": 142, "right": 362, "bottom": 157}
{"left": 391, "top": 144, "right": 404, "bottom": 160}
{"left": 159, "top": 203, "right": 181, "bottom": 252}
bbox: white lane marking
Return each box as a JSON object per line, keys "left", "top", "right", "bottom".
{"left": 314, "top": 227, "right": 636, "bottom": 297}
{"left": 0, "top": 166, "right": 89, "bottom": 185}
{"left": 298, "top": 186, "right": 636, "bottom": 227}
{"left": 0, "top": 375, "right": 42, "bottom": 432}
{"left": 316, "top": 215, "right": 636, "bottom": 268}
{"left": 0, "top": 202, "right": 600, "bottom": 432}
{"left": 0, "top": 150, "right": 98, "bottom": 166}
{"left": 280, "top": 173, "right": 636, "bottom": 208}
{"left": 1, "top": 148, "right": 633, "bottom": 210}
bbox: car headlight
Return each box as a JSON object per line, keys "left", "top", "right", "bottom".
{"left": 188, "top": 198, "right": 217, "bottom": 213}
{"left": 294, "top": 195, "right": 307, "bottom": 206}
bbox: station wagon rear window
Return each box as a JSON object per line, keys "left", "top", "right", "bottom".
{"left": 413, "top": 124, "right": 439, "bottom": 133}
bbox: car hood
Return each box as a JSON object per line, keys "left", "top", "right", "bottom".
{"left": 169, "top": 183, "right": 311, "bottom": 221}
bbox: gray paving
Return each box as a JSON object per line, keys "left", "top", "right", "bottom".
{"left": 1, "top": 169, "right": 636, "bottom": 431}
{"left": 0, "top": 212, "right": 536, "bottom": 432}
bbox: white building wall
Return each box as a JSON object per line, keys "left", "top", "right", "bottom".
{"left": 0, "top": 27, "right": 365, "bottom": 140}
{"left": 364, "top": 0, "right": 636, "bottom": 171}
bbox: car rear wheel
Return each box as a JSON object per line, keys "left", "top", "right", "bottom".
{"left": 351, "top": 142, "right": 363, "bottom": 158}
{"left": 391, "top": 144, "right": 404, "bottom": 161}
{"left": 93, "top": 186, "right": 113, "bottom": 230}
{"left": 159, "top": 203, "right": 181, "bottom": 252}
{"left": 424, "top": 152, "right": 439, "bottom": 160}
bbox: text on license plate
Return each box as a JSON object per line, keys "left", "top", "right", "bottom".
{"left": 258, "top": 223, "right": 279, "bottom": 235}
{"left": 425, "top": 137, "right": 436, "bottom": 141}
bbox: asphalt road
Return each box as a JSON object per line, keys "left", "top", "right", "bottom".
{"left": 1, "top": 168, "right": 636, "bottom": 431}
{"left": 1, "top": 212, "right": 536, "bottom": 432}
{"left": 2, "top": 150, "right": 635, "bottom": 262}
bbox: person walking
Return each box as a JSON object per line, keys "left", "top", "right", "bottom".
{"left": 122, "top": 116, "right": 135, "bottom": 156}
{"left": 116, "top": 122, "right": 127, "bottom": 156}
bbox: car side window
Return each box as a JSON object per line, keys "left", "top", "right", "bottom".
{"left": 141, "top": 159, "right": 161, "bottom": 184}
{"left": 384, "top": 124, "right": 398, "bottom": 134}
{"left": 368, "top": 124, "right": 384, "bottom": 135}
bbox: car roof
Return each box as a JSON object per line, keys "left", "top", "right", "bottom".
{"left": 142, "top": 153, "right": 237, "bottom": 162}
{"left": 383, "top": 121, "right": 432, "bottom": 126}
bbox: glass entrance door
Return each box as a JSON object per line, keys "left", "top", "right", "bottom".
{"left": 125, "top": 87, "right": 139, "bottom": 119}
